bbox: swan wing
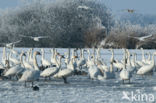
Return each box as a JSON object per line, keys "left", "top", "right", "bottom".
{"left": 19, "top": 70, "right": 40, "bottom": 81}
{"left": 40, "top": 67, "right": 58, "bottom": 77}
{"left": 137, "top": 64, "right": 154, "bottom": 75}
{"left": 54, "top": 69, "right": 73, "bottom": 78}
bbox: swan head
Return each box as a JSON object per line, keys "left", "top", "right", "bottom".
{"left": 73, "top": 56, "right": 78, "bottom": 59}
{"left": 59, "top": 55, "right": 65, "bottom": 59}
{"left": 23, "top": 53, "right": 26, "bottom": 56}
{"left": 34, "top": 51, "right": 41, "bottom": 55}
{"left": 5, "top": 60, "right": 9, "bottom": 66}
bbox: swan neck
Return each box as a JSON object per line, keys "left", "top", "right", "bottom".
{"left": 2, "top": 47, "right": 6, "bottom": 60}
{"left": 142, "top": 49, "right": 145, "bottom": 61}
{"left": 152, "top": 53, "right": 155, "bottom": 65}
{"left": 41, "top": 50, "right": 44, "bottom": 60}
{"left": 110, "top": 62, "right": 113, "bottom": 72}
{"left": 33, "top": 54, "right": 39, "bottom": 70}
{"left": 58, "top": 57, "right": 62, "bottom": 68}
{"left": 111, "top": 49, "right": 114, "bottom": 62}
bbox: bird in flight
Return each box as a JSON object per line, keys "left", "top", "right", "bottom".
{"left": 20, "top": 35, "right": 49, "bottom": 42}
{"left": 120, "top": 9, "right": 135, "bottom": 13}
{"left": 126, "top": 9, "right": 135, "bottom": 13}
{"left": 0, "top": 40, "right": 21, "bottom": 49}
{"left": 128, "top": 34, "right": 153, "bottom": 41}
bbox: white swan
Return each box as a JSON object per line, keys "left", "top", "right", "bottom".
{"left": 20, "top": 35, "right": 49, "bottom": 42}
{"left": 50, "top": 48, "right": 57, "bottom": 65}
{"left": 28, "top": 48, "right": 34, "bottom": 65}
{"left": 137, "top": 52, "right": 156, "bottom": 75}
{"left": 86, "top": 49, "right": 94, "bottom": 67}
{"left": 77, "top": 49, "right": 86, "bottom": 69}
{"left": 144, "top": 52, "right": 152, "bottom": 64}
{"left": 19, "top": 51, "right": 41, "bottom": 87}
{"left": 1, "top": 47, "right": 7, "bottom": 66}
{"left": 40, "top": 54, "right": 63, "bottom": 78}
{"left": 41, "top": 48, "right": 51, "bottom": 67}
{"left": 4, "top": 51, "right": 26, "bottom": 79}
{"left": 53, "top": 56, "right": 77, "bottom": 83}
{"left": 120, "top": 49, "right": 131, "bottom": 83}
{"left": 111, "top": 49, "right": 124, "bottom": 71}
{"left": 23, "top": 54, "right": 33, "bottom": 69}
{"left": 141, "top": 48, "right": 146, "bottom": 63}
{"left": 88, "top": 54, "right": 102, "bottom": 80}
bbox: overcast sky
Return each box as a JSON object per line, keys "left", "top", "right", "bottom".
{"left": 0, "top": 0, "right": 155, "bottom": 15}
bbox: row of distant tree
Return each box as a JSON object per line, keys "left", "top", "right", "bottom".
{"left": 0, "top": 0, "right": 112, "bottom": 48}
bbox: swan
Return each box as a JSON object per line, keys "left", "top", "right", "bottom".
{"left": 1, "top": 40, "right": 21, "bottom": 49}
{"left": 23, "top": 54, "right": 33, "bottom": 69}
{"left": 50, "top": 48, "right": 57, "bottom": 65}
{"left": 130, "top": 53, "right": 140, "bottom": 70}
{"left": 40, "top": 54, "right": 64, "bottom": 79}
{"left": 8, "top": 49, "right": 21, "bottom": 66}
{"left": 141, "top": 48, "right": 146, "bottom": 63}
{"left": 64, "top": 52, "right": 69, "bottom": 65}
{"left": 53, "top": 56, "right": 77, "bottom": 83}
{"left": 111, "top": 49, "right": 124, "bottom": 71}
{"left": 20, "top": 35, "right": 49, "bottom": 42}
{"left": 77, "top": 49, "right": 86, "bottom": 69}
{"left": 86, "top": 49, "right": 94, "bottom": 67}
{"left": 144, "top": 52, "right": 152, "bottom": 64}
{"left": 96, "top": 49, "right": 108, "bottom": 73}
{"left": 88, "top": 54, "right": 102, "bottom": 80}
{"left": 125, "top": 51, "right": 137, "bottom": 74}
{"left": 134, "top": 52, "right": 146, "bottom": 67}
{"left": 137, "top": 52, "right": 156, "bottom": 75}
{"left": 120, "top": 49, "right": 131, "bottom": 84}
{"left": 28, "top": 48, "right": 34, "bottom": 65}
{"left": 104, "top": 49, "right": 116, "bottom": 79}
{"left": 4, "top": 51, "right": 26, "bottom": 79}
{"left": 129, "top": 34, "right": 153, "bottom": 41}
{"left": 1, "top": 47, "right": 7, "bottom": 66}
{"left": 41, "top": 48, "right": 51, "bottom": 68}
{"left": 19, "top": 51, "right": 41, "bottom": 87}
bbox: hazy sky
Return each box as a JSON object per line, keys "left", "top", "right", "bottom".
{"left": 0, "top": 0, "right": 155, "bottom": 15}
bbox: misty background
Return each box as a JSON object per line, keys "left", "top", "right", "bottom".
{"left": 0, "top": 0, "right": 156, "bottom": 48}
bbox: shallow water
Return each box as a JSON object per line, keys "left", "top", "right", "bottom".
{"left": 0, "top": 48, "right": 156, "bottom": 103}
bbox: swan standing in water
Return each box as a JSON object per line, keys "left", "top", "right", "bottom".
{"left": 4, "top": 51, "right": 26, "bottom": 80}
{"left": 120, "top": 49, "right": 131, "bottom": 84}
{"left": 1, "top": 47, "right": 7, "bottom": 66}
{"left": 41, "top": 48, "right": 51, "bottom": 68}
{"left": 77, "top": 49, "right": 86, "bottom": 69}
{"left": 88, "top": 53, "right": 102, "bottom": 80}
{"left": 53, "top": 56, "right": 77, "bottom": 83}
{"left": 40, "top": 53, "right": 64, "bottom": 79}
{"left": 137, "top": 52, "right": 156, "bottom": 75}
{"left": 19, "top": 51, "right": 41, "bottom": 87}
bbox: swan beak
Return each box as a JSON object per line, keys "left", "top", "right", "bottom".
{"left": 56, "top": 52, "right": 60, "bottom": 55}
{"left": 36, "top": 51, "right": 41, "bottom": 55}
{"left": 61, "top": 55, "right": 65, "bottom": 58}
{"left": 23, "top": 53, "right": 26, "bottom": 56}
{"left": 74, "top": 56, "right": 78, "bottom": 58}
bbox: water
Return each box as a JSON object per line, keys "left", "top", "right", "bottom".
{"left": 0, "top": 48, "right": 156, "bottom": 103}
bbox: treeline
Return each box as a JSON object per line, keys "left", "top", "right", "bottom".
{"left": 0, "top": 0, "right": 113, "bottom": 48}
{"left": 100, "top": 21, "right": 156, "bottom": 49}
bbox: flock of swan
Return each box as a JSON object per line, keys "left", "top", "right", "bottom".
{"left": 0, "top": 47, "right": 155, "bottom": 90}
